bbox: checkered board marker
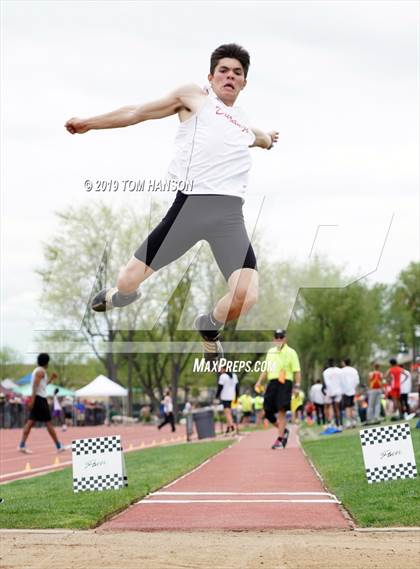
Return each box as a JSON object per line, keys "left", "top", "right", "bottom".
{"left": 359, "top": 423, "right": 417, "bottom": 484}
{"left": 72, "top": 435, "right": 128, "bottom": 493}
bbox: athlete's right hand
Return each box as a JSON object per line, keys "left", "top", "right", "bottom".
{"left": 65, "top": 117, "right": 90, "bottom": 135}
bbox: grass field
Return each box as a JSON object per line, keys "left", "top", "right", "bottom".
{"left": 0, "top": 440, "right": 232, "bottom": 529}
{"left": 300, "top": 419, "right": 420, "bottom": 527}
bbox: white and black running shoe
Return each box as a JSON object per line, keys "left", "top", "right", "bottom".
{"left": 91, "top": 287, "right": 141, "bottom": 312}
{"left": 194, "top": 314, "right": 224, "bottom": 363}
{"left": 271, "top": 438, "right": 284, "bottom": 450}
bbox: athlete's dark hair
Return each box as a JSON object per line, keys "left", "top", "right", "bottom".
{"left": 327, "top": 358, "right": 335, "bottom": 368}
{"left": 389, "top": 358, "right": 397, "bottom": 365}
{"left": 210, "top": 43, "right": 250, "bottom": 78}
{"left": 37, "top": 353, "right": 50, "bottom": 366}
{"left": 344, "top": 358, "right": 351, "bottom": 366}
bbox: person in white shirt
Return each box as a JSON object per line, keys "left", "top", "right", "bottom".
{"left": 216, "top": 368, "right": 239, "bottom": 434}
{"left": 340, "top": 358, "right": 360, "bottom": 428}
{"left": 66, "top": 43, "right": 278, "bottom": 365}
{"left": 322, "top": 359, "right": 343, "bottom": 427}
{"left": 52, "top": 388, "right": 67, "bottom": 432}
{"left": 309, "top": 379, "right": 326, "bottom": 425}
{"left": 158, "top": 389, "right": 176, "bottom": 432}
{"left": 18, "top": 353, "right": 66, "bottom": 454}
{"left": 399, "top": 367, "right": 412, "bottom": 418}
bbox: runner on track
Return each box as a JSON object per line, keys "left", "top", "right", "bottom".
{"left": 18, "top": 353, "right": 66, "bottom": 454}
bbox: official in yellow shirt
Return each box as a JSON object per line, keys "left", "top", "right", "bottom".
{"left": 291, "top": 387, "right": 305, "bottom": 423}
{"left": 238, "top": 390, "right": 254, "bottom": 425}
{"left": 253, "top": 393, "right": 265, "bottom": 426}
{"left": 255, "top": 329, "right": 301, "bottom": 449}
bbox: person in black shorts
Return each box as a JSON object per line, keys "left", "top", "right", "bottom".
{"left": 18, "top": 353, "right": 66, "bottom": 454}
{"left": 255, "top": 330, "right": 301, "bottom": 449}
{"left": 65, "top": 43, "right": 278, "bottom": 362}
{"left": 216, "top": 368, "right": 239, "bottom": 434}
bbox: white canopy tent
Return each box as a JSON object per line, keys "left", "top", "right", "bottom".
{"left": 1, "top": 379, "right": 18, "bottom": 391}
{"left": 75, "top": 375, "right": 128, "bottom": 398}
{"left": 75, "top": 375, "right": 128, "bottom": 424}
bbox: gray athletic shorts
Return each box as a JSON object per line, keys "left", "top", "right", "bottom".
{"left": 134, "top": 191, "right": 257, "bottom": 281}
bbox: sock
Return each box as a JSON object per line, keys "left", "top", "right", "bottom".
{"left": 19, "top": 440, "right": 25, "bottom": 448}
{"left": 209, "top": 311, "right": 224, "bottom": 328}
{"left": 56, "top": 442, "right": 62, "bottom": 449}
{"left": 112, "top": 290, "right": 139, "bottom": 308}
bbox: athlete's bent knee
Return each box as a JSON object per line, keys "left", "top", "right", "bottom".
{"left": 244, "top": 289, "right": 258, "bottom": 309}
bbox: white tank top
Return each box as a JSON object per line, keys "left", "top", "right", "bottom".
{"left": 167, "top": 88, "right": 256, "bottom": 199}
{"left": 31, "top": 366, "right": 48, "bottom": 398}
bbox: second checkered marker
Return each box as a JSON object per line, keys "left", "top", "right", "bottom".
{"left": 359, "top": 423, "right": 417, "bottom": 484}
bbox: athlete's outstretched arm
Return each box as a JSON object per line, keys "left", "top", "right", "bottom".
{"left": 65, "top": 84, "right": 205, "bottom": 134}
{"left": 250, "top": 128, "right": 279, "bottom": 150}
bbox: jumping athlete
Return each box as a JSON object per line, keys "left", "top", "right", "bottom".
{"left": 65, "top": 44, "right": 278, "bottom": 362}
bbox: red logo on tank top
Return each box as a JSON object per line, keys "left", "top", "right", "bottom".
{"left": 215, "top": 106, "right": 250, "bottom": 134}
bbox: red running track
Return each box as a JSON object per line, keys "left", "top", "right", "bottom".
{"left": 0, "top": 424, "right": 189, "bottom": 483}
{"left": 101, "top": 427, "right": 350, "bottom": 531}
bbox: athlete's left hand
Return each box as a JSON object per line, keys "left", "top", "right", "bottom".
{"left": 50, "top": 372, "right": 58, "bottom": 381}
{"left": 267, "top": 131, "right": 279, "bottom": 149}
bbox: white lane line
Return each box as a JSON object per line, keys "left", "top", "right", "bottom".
{"left": 161, "top": 459, "right": 211, "bottom": 490}
{"left": 139, "top": 499, "right": 339, "bottom": 504}
{"left": 151, "top": 491, "right": 336, "bottom": 497}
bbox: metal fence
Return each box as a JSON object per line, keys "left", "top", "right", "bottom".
{"left": 0, "top": 402, "right": 106, "bottom": 429}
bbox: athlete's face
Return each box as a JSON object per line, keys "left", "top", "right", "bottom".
{"left": 208, "top": 58, "right": 247, "bottom": 106}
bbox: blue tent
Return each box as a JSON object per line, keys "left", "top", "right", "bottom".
{"left": 16, "top": 372, "right": 32, "bottom": 385}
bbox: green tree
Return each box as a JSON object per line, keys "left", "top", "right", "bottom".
{"left": 37, "top": 202, "right": 218, "bottom": 415}
{"left": 386, "top": 262, "right": 420, "bottom": 356}
{"left": 38, "top": 200, "right": 391, "bottom": 412}
{"left": 0, "top": 346, "right": 23, "bottom": 380}
{"left": 288, "top": 261, "right": 385, "bottom": 389}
